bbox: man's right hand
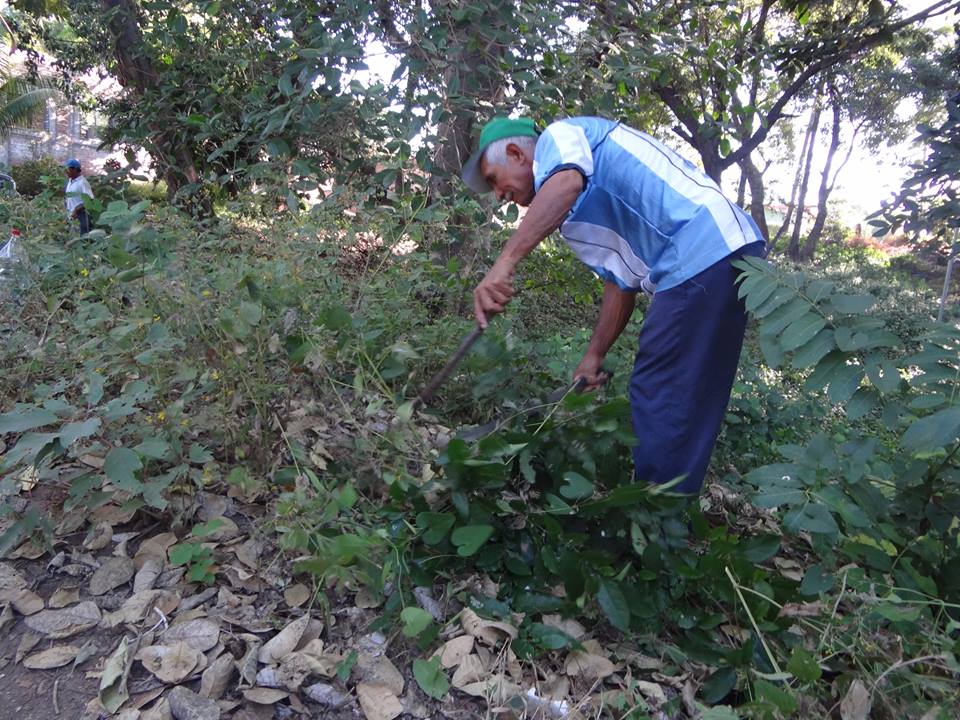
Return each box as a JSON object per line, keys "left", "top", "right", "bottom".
{"left": 473, "top": 261, "right": 515, "bottom": 329}
{"left": 573, "top": 351, "right": 611, "bottom": 391}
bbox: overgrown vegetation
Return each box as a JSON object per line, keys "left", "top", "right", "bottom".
{"left": 1, "top": 176, "right": 958, "bottom": 717}
{"left": 1, "top": 1, "right": 959, "bottom": 718}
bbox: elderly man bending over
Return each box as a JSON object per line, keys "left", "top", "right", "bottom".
{"left": 462, "top": 116, "right": 766, "bottom": 495}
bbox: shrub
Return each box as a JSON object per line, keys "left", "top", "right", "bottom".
{"left": 10, "top": 157, "right": 64, "bottom": 197}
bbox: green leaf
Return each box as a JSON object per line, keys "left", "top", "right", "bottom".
{"left": 753, "top": 678, "right": 797, "bottom": 715}
{"left": 829, "top": 293, "right": 876, "bottom": 314}
{"left": 787, "top": 649, "right": 821, "bottom": 683}
{"left": 791, "top": 328, "right": 835, "bottom": 369}
{"left": 781, "top": 314, "right": 826, "bottom": 352}
{"left": 845, "top": 387, "right": 879, "bottom": 420}
{"left": 400, "top": 607, "right": 434, "bottom": 638}
{"left": 134, "top": 437, "right": 171, "bottom": 460}
{"left": 450, "top": 525, "right": 494, "bottom": 556}
{"left": 700, "top": 667, "right": 737, "bottom": 703}
{"left": 597, "top": 579, "right": 630, "bottom": 632}
{"left": 103, "top": 448, "right": 142, "bottom": 493}
{"left": 169, "top": 543, "right": 200, "bottom": 566}
{"left": 188, "top": 443, "right": 214, "bottom": 464}
{"left": 59, "top": 418, "right": 101, "bottom": 446}
{"left": 413, "top": 657, "right": 449, "bottom": 699}
{"left": 559, "top": 471, "right": 594, "bottom": 500}
{"left": 784, "top": 502, "right": 839, "bottom": 536}
{"left": 902, "top": 406, "right": 960, "bottom": 451}
{"left": 416, "top": 512, "right": 455, "bottom": 545}
{"left": 799, "top": 563, "right": 834, "bottom": 595}
{"left": 0, "top": 407, "right": 59, "bottom": 434}
{"left": 238, "top": 301, "right": 263, "bottom": 326}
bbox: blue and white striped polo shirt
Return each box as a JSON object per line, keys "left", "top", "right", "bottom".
{"left": 533, "top": 117, "right": 764, "bottom": 292}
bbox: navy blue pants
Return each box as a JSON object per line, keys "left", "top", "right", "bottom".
{"left": 630, "top": 243, "right": 764, "bottom": 495}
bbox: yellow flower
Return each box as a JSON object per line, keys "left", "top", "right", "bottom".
{"left": 157, "top": 411, "right": 166, "bottom": 422}
{"left": 180, "top": 419, "right": 189, "bottom": 427}
{"left": 211, "top": 370, "right": 220, "bottom": 381}
{"left": 201, "top": 290, "right": 211, "bottom": 297}
{"left": 80, "top": 268, "right": 89, "bottom": 277}
{"left": 153, "top": 315, "right": 160, "bottom": 321}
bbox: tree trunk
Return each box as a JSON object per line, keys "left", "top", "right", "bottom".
{"left": 739, "top": 156, "right": 770, "bottom": 241}
{"left": 787, "top": 86, "right": 824, "bottom": 260}
{"left": 103, "top": 0, "right": 206, "bottom": 211}
{"left": 800, "top": 86, "right": 843, "bottom": 261}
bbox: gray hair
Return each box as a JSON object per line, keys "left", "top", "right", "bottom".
{"left": 483, "top": 135, "right": 538, "bottom": 167}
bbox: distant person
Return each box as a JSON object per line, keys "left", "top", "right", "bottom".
{"left": 64, "top": 159, "right": 93, "bottom": 235}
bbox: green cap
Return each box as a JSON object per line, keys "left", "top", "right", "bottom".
{"left": 461, "top": 117, "right": 538, "bottom": 193}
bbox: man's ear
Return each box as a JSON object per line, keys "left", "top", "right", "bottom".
{"left": 505, "top": 143, "right": 526, "bottom": 162}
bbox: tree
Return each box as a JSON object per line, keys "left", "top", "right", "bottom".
{"left": 557, "top": 0, "right": 960, "bottom": 237}
{"left": 870, "top": 28, "right": 960, "bottom": 243}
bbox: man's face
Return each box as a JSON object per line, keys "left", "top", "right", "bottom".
{"left": 480, "top": 143, "right": 535, "bottom": 207}
{"left": 65, "top": 167, "right": 80, "bottom": 180}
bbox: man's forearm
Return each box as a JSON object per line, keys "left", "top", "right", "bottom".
{"left": 495, "top": 169, "right": 583, "bottom": 270}
{"left": 585, "top": 281, "right": 636, "bottom": 359}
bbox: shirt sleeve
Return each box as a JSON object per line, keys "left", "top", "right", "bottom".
{"left": 80, "top": 178, "right": 94, "bottom": 199}
{"left": 533, "top": 120, "right": 594, "bottom": 192}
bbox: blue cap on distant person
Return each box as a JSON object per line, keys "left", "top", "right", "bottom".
{"left": 64, "top": 159, "right": 81, "bottom": 170}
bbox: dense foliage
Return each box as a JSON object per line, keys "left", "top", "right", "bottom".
{"left": 1, "top": 1, "right": 960, "bottom": 718}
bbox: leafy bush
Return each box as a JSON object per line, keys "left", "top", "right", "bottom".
{"left": 10, "top": 157, "right": 64, "bottom": 197}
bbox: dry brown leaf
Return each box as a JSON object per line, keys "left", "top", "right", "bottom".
{"left": 168, "top": 686, "right": 221, "bottom": 720}
{"left": 140, "top": 697, "right": 173, "bottom": 720}
{"left": 434, "top": 635, "right": 474, "bottom": 669}
{"left": 635, "top": 680, "right": 668, "bottom": 705}
{"left": 83, "top": 522, "right": 114, "bottom": 551}
{"left": 242, "top": 688, "right": 289, "bottom": 704}
{"left": 541, "top": 614, "right": 586, "bottom": 640}
{"left": 0, "top": 588, "right": 44, "bottom": 615}
{"left": 356, "top": 682, "right": 403, "bottom": 720}
{"left": 460, "top": 608, "right": 517, "bottom": 645}
{"left": 778, "top": 601, "right": 825, "bottom": 618}
{"left": 102, "top": 589, "right": 179, "bottom": 628}
{"left": 24, "top": 600, "right": 101, "bottom": 638}
{"left": 236, "top": 636, "right": 262, "bottom": 686}
{"left": 48, "top": 586, "right": 81, "bottom": 608}
{"left": 457, "top": 674, "right": 521, "bottom": 704}
{"left": 564, "top": 650, "right": 615, "bottom": 680}
{"left": 0, "top": 562, "right": 27, "bottom": 591}
{"left": 840, "top": 679, "right": 872, "bottom": 720}
{"left": 15, "top": 632, "right": 41, "bottom": 663}
{"left": 451, "top": 654, "right": 485, "bottom": 688}
{"left": 202, "top": 516, "right": 239, "bottom": 542}
{"left": 258, "top": 614, "right": 310, "bottom": 665}
{"left": 135, "top": 533, "right": 178, "bottom": 568}
{"left": 134, "top": 556, "right": 164, "bottom": 592}
{"left": 231, "top": 539, "right": 261, "bottom": 569}
{"left": 163, "top": 618, "right": 221, "bottom": 652}
{"left": 0, "top": 603, "right": 14, "bottom": 633}
{"left": 137, "top": 641, "right": 203, "bottom": 684}
{"left": 7, "top": 539, "right": 45, "bottom": 560}
{"left": 304, "top": 682, "right": 348, "bottom": 708}
{"left": 126, "top": 687, "right": 165, "bottom": 711}
{"left": 91, "top": 504, "right": 137, "bottom": 525}
{"left": 355, "top": 653, "right": 405, "bottom": 695}
{"left": 283, "top": 584, "right": 310, "bottom": 608}
{"left": 200, "top": 653, "right": 235, "bottom": 699}
{"left": 89, "top": 556, "right": 135, "bottom": 596}
{"left": 354, "top": 588, "right": 381, "bottom": 609}
{"left": 23, "top": 644, "right": 80, "bottom": 669}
